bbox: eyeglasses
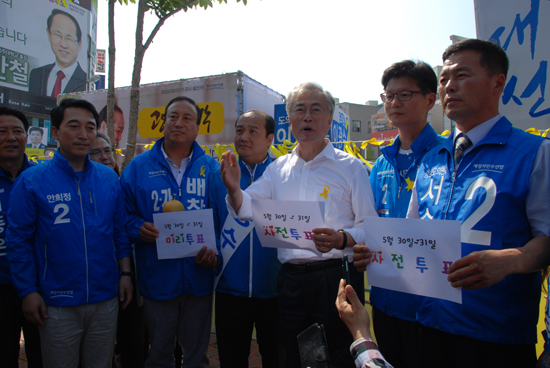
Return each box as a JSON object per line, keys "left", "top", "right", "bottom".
{"left": 291, "top": 106, "right": 326, "bottom": 118}
{"left": 380, "top": 90, "right": 427, "bottom": 103}
{"left": 90, "top": 147, "right": 114, "bottom": 157}
{"left": 50, "top": 32, "right": 78, "bottom": 45}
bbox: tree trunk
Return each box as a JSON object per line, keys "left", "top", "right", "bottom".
{"left": 106, "top": 0, "right": 116, "bottom": 147}
{"left": 121, "top": 0, "right": 147, "bottom": 171}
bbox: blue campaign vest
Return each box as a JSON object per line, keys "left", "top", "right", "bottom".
{"left": 414, "top": 117, "right": 544, "bottom": 344}
{"left": 121, "top": 139, "right": 220, "bottom": 300}
{"left": 209, "top": 157, "right": 281, "bottom": 298}
{"left": 0, "top": 156, "right": 35, "bottom": 285}
{"left": 369, "top": 124, "right": 445, "bottom": 322}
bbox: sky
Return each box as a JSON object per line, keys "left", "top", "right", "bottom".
{"left": 95, "top": 0, "right": 477, "bottom": 105}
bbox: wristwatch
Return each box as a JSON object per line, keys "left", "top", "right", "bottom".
{"left": 338, "top": 229, "right": 347, "bottom": 250}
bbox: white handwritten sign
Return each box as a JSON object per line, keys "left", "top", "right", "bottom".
{"left": 252, "top": 199, "right": 325, "bottom": 251}
{"left": 364, "top": 217, "right": 462, "bottom": 304}
{"left": 153, "top": 209, "right": 217, "bottom": 259}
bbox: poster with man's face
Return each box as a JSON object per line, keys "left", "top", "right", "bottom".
{"left": 0, "top": 0, "right": 96, "bottom": 95}
{"left": 26, "top": 127, "right": 47, "bottom": 148}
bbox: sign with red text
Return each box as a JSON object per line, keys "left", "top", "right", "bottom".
{"left": 364, "top": 217, "right": 462, "bottom": 303}
{"left": 153, "top": 209, "right": 216, "bottom": 259}
{"left": 252, "top": 199, "right": 325, "bottom": 251}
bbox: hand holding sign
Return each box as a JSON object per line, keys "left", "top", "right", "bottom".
{"left": 364, "top": 217, "right": 462, "bottom": 303}
{"left": 153, "top": 208, "right": 217, "bottom": 260}
{"left": 312, "top": 228, "right": 345, "bottom": 253}
{"left": 351, "top": 243, "right": 372, "bottom": 272}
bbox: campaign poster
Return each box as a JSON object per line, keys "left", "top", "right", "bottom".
{"left": 0, "top": 0, "right": 96, "bottom": 96}
{"left": 26, "top": 126, "right": 47, "bottom": 148}
{"left": 78, "top": 72, "right": 284, "bottom": 166}
{"left": 476, "top": 0, "right": 550, "bottom": 130}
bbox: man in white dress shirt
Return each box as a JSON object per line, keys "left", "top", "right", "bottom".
{"left": 221, "top": 82, "right": 377, "bottom": 368}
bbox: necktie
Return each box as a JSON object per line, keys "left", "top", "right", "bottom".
{"left": 51, "top": 70, "right": 65, "bottom": 98}
{"left": 454, "top": 133, "right": 472, "bottom": 170}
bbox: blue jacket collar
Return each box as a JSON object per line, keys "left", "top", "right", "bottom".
{"left": 382, "top": 123, "right": 440, "bottom": 162}
{"left": 238, "top": 155, "right": 272, "bottom": 189}
{"left": 0, "top": 154, "right": 33, "bottom": 181}
{"left": 439, "top": 116, "right": 512, "bottom": 155}
{"left": 51, "top": 148, "right": 95, "bottom": 177}
{"left": 152, "top": 137, "right": 206, "bottom": 171}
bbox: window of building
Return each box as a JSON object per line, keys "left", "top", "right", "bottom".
{"left": 352, "top": 120, "right": 361, "bottom": 132}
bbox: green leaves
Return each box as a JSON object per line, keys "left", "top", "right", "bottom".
{"left": 112, "top": 0, "right": 246, "bottom": 17}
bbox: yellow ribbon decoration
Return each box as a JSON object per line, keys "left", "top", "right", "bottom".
{"left": 199, "top": 166, "right": 206, "bottom": 177}
{"left": 269, "top": 145, "right": 285, "bottom": 159}
{"left": 210, "top": 143, "right": 237, "bottom": 160}
{"left": 48, "top": 151, "right": 54, "bottom": 157}
{"left": 29, "top": 156, "right": 38, "bottom": 163}
{"left": 441, "top": 130, "right": 451, "bottom": 137}
{"left": 115, "top": 149, "right": 124, "bottom": 157}
{"left": 201, "top": 145, "right": 212, "bottom": 157}
{"left": 144, "top": 141, "right": 156, "bottom": 150}
{"left": 320, "top": 185, "right": 330, "bottom": 199}
{"left": 525, "top": 128, "right": 540, "bottom": 135}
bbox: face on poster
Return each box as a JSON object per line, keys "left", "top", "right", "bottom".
{"left": 26, "top": 126, "right": 47, "bottom": 148}
{"left": 0, "top": 0, "right": 94, "bottom": 94}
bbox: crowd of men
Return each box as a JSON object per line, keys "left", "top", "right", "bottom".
{"left": 0, "top": 38, "right": 549, "bottom": 368}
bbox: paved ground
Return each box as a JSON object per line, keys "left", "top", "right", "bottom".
{"left": 19, "top": 332, "right": 262, "bottom": 368}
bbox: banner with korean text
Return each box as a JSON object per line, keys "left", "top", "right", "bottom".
{"left": 0, "top": 0, "right": 96, "bottom": 93}
{"left": 476, "top": 0, "right": 550, "bottom": 131}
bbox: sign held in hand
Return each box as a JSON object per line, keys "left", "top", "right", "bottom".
{"left": 153, "top": 209, "right": 217, "bottom": 259}
{"left": 364, "top": 217, "right": 462, "bottom": 304}
{"left": 252, "top": 199, "right": 325, "bottom": 252}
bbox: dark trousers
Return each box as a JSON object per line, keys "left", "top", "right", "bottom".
{"left": 372, "top": 307, "right": 421, "bottom": 368}
{"left": 215, "top": 291, "right": 282, "bottom": 368}
{"left": 278, "top": 259, "right": 364, "bottom": 368}
{"left": 0, "top": 283, "right": 42, "bottom": 368}
{"left": 116, "top": 294, "right": 147, "bottom": 368}
{"left": 116, "top": 258, "right": 148, "bottom": 368}
{"left": 417, "top": 324, "right": 536, "bottom": 368}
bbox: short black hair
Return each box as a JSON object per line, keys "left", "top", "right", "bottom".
{"left": 47, "top": 9, "right": 82, "bottom": 43}
{"left": 51, "top": 99, "right": 100, "bottom": 129}
{"left": 165, "top": 96, "right": 202, "bottom": 126}
{"left": 29, "top": 126, "right": 44, "bottom": 136}
{"left": 382, "top": 60, "right": 437, "bottom": 94}
{"left": 442, "top": 39, "right": 509, "bottom": 78}
{"left": 98, "top": 104, "right": 123, "bottom": 123}
{"left": 0, "top": 107, "right": 30, "bottom": 132}
{"left": 235, "top": 110, "right": 275, "bottom": 137}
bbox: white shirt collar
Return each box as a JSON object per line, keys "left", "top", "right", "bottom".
{"left": 290, "top": 139, "right": 335, "bottom": 165}
{"left": 161, "top": 143, "right": 193, "bottom": 168}
{"left": 53, "top": 62, "right": 78, "bottom": 79}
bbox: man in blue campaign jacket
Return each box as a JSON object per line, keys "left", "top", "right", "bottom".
{"left": 364, "top": 60, "right": 444, "bottom": 368}
{"left": 0, "top": 107, "right": 42, "bottom": 368}
{"left": 120, "top": 96, "right": 220, "bottom": 368}
{"left": 6, "top": 99, "right": 132, "bottom": 368}
{"left": 405, "top": 40, "right": 550, "bottom": 367}
{"left": 208, "top": 110, "right": 282, "bottom": 367}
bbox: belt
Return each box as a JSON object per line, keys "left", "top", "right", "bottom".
{"left": 283, "top": 258, "right": 342, "bottom": 273}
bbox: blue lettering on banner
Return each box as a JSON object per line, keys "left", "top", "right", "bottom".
{"left": 489, "top": 0, "right": 550, "bottom": 118}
